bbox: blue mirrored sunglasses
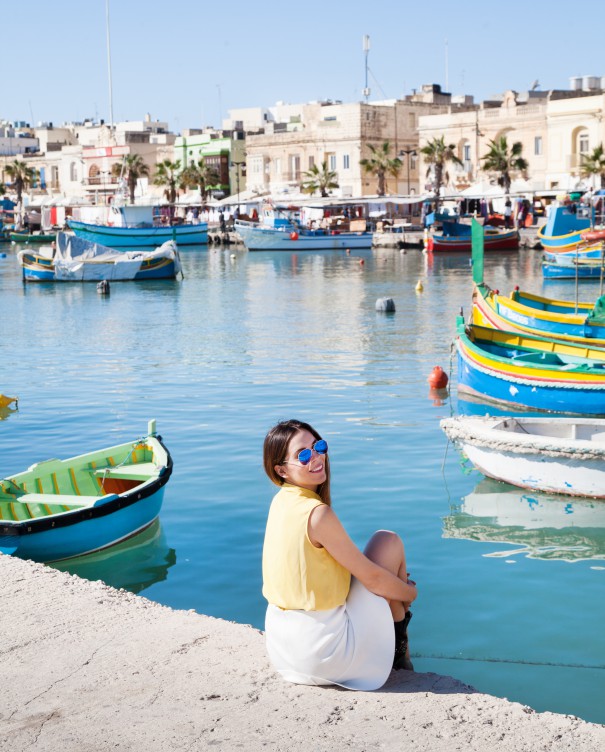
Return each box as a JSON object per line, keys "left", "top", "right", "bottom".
{"left": 285, "top": 439, "right": 328, "bottom": 466}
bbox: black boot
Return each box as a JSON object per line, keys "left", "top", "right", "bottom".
{"left": 393, "top": 610, "right": 414, "bottom": 671}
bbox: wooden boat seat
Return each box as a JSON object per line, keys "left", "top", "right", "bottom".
{"left": 17, "top": 493, "right": 105, "bottom": 507}
{"left": 93, "top": 463, "right": 160, "bottom": 481}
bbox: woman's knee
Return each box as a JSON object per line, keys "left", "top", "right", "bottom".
{"left": 364, "top": 529, "right": 405, "bottom": 569}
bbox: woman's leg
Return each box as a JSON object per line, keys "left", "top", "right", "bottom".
{"left": 363, "top": 530, "right": 410, "bottom": 621}
{"left": 364, "top": 529, "right": 414, "bottom": 670}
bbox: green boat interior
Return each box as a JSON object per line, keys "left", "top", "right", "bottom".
{"left": 0, "top": 441, "right": 161, "bottom": 523}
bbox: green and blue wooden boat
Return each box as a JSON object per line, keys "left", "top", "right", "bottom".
{"left": 0, "top": 420, "right": 172, "bottom": 562}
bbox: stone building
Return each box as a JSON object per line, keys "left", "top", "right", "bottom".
{"left": 417, "top": 76, "right": 605, "bottom": 194}
{"left": 228, "top": 86, "right": 469, "bottom": 199}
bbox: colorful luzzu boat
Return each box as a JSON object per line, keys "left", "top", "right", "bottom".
{"left": 456, "top": 317, "right": 605, "bottom": 414}
{"left": 0, "top": 420, "right": 172, "bottom": 562}
{"left": 471, "top": 283, "right": 605, "bottom": 344}
{"left": 426, "top": 220, "right": 519, "bottom": 252}
{"left": 537, "top": 205, "right": 592, "bottom": 250}
{"left": 18, "top": 233, "right": 181, "bottom": 282}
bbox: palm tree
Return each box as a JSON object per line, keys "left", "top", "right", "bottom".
{"left": 153, "top": 159, "right": 182, "bottom": 205}
{"left": 111, "top": 153, "right": 150, "bottom": 204}
{"left": 481, "top": 136, "right": 528, "bottom": 196}
{"left": 419, "top": 137, "right": 462, "bottom": 211}
{"left": 301, "top": 161, "right": 339, "bottom": 197}
{"left": 359, "top": 142, "right": 401, "bottom": 196}
{"left": 4, "top": 160, "right": 39, "bottom": 204}
{"left": 180, "top": 157, "right": 220, "bottom": 201}
{"left": 580, "top": 144, "right": 605, "bottom": 189}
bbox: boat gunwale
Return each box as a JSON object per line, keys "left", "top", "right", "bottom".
{"left": 0, "top": 435, "right": 172, "bottom": 537}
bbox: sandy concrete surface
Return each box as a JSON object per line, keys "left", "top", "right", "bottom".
{"left": 2, "top": 554, "right": 603, "bottom": 752}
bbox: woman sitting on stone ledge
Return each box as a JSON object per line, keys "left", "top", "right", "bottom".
{"left": 262, "top": 419, "right": 417, "bottom": 690}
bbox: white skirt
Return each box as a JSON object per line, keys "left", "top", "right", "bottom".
{"left": 265, "top": 578, "right": 394, "bottom": 691}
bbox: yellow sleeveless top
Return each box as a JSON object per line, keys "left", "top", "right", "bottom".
{"left": 262, "top": 483, "right": 351, "bottom": 611}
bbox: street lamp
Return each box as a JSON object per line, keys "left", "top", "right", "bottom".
{"left": 232, "top": 160, "right": 245, "bottom": 216}
{"left": 399, "top": 149, "right": 417, "bottom": 196}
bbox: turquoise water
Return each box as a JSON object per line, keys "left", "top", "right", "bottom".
{"left": 1, "top": 241, "right": 604, "bottom": 724}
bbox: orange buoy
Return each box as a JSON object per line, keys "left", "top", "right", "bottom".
{"left": 290, "top": 231, "right": 299, "bottom": 241}
{"left": 427, "top": 366, "right": 448, "bottom": 389}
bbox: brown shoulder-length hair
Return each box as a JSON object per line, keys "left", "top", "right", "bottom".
{"left": 263, "top": 419, "right": 331, "bottom": 506}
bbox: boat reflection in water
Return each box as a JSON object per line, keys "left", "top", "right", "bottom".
{"left": 51, "top": 519, "right": 176, "bottom": 594}
{"left": 443, "top": 478, "right": 605, "bottom": 562}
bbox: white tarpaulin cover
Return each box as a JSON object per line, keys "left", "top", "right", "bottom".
{"left": 53, "top": 233, "right": 180, "bottom": 281}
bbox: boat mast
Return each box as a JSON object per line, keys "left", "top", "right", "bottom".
{"left": 363, "top": 35, "right": 370, "bottom": 103}
{"left": 106, "top": 0, "right": 115, "bottom": 142}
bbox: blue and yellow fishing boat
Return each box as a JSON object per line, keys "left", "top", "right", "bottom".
{"left": 0, "top": 420, "right": 172, "bottom": 562}
{"left": 18, "top": 232, "right": 181, "bottom": 282}
{"left": 471, "top": 283, "right": 605, "bottom": 345}
{"left": 456, "top": 318, "right": 605, "bottom": 414}
{"left": 537, "top": 204, "right": 592, "bottom": 250}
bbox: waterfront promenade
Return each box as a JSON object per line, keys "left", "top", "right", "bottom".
{"left": 2, "top": 554, "right": 603, "bottom": 751}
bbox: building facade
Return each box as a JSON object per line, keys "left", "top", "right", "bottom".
{"left": 418, "top": 78, "right": 605, "bottom": 194}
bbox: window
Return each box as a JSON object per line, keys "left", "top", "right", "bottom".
{"left": 343, "top": 154, "right": 350, "bottom": 169}
{"left": 579, "top": 132, "right": 589, "bottom": 154}
{"left": 308, "top": 155, "right": 315, "bottom": 169}
{"left": 534, "top": 136, "right": 542, "bottom": 156}
{"left": 274, "top": 158, "right": 281, "bottom": 175}
{"left": 329, "top": 154, "right": 336, "bottom": 171}
{"left": 408, "top": 113, "right": 415, "bottom": 128}
{"left": 463, "top": 144, "right": 471, "bottom": 162}
{"left": 70, "top": 162, "right": 77, "bottom": 182}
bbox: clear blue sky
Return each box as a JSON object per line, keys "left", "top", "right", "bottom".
{"left": 3, "top": 0, "right": 601, "bottom": 132}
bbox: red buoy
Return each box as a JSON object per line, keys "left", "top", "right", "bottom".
{"left": 359, "top": 258, "right": 365, "bottom": 265}
{"left": 427, "top": 366, "right": 448, "bottom": 389}
{"left": 290, "top": 231, "right": 299, "bottom": 241}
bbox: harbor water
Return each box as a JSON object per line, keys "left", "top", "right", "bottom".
{"left": 1, "top": 241, "right": 603, "bottom": 724}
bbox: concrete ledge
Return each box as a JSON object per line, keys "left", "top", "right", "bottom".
{"left": 2, "top": 554, "right": 603, "bottom": 751}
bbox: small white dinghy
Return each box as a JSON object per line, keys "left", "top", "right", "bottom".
{"left": 441, "top": 415, "right": 605, "bottom": 498}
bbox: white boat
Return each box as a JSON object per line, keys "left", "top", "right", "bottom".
{"left": 441, "top": 415, "right": 605, "bottom": 498}
{"left": 18, "top": 232, "right": 182, "bottom": 282}
{"left": 234, "top": 203, "right": 372, "bottom": 251}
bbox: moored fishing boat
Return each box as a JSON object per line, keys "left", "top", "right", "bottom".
{"left": 456, "top": 317, "right": 605, "bottom": 414}
{"left": 426, "top": 220, "right": 519, "bottom": 252}
{"left": 471, "top": 283, "right": 605, "bottom": 344}
{"left": 10, "top": 231, "right": 56, "bottom": 244}
{"left": 68, "top": 204, "right": 207, "bottom": 247}
{"left": 234, "top": 202, "right": 372, "bottom": 251}
{"left": 537, "top": 203, "right": 592, "bottom": 250}
{"left": 542, "top": 245, "right": 605, "bottom": 279}
{"left": 18, "top": 232, "right": 181, "bottom": 282}
{"left": 441, "top": 414, "right": 605, "bottom": 497}
{"left": 0, "top": 419, "right": 172, "bottom": 562}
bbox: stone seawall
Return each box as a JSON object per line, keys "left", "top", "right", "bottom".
{"left": 2, "top": 554, "right": 603, "bottom": 751}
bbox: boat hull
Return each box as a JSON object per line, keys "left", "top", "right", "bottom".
{"left": 69, "top": 219, "right": 207, "bottom": 247}
{"left": 1, "top": 489, "right": 165, "bottom": 561}
{"left": 456, "top": 322, "right": 605, "bottom": 415}
{"left": 472, "top": 285, "right": 605, "bottom": 343}
{"left": 441, "top": 416, "right": 605, "bottom": 497}
{"left": 429, "top": 229, "right": 519, "bottom": 252}
{"left": 10, "top": 232, "right": 56, "bottom": 244}
{"left": 19, "top": 251, "right": 179, "bottom": 282}
{"left": 460, "top": 444, "right": 605, "bottom": 497}
{"left": 235, "top": 221, "right": 372, "bottom": 251}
